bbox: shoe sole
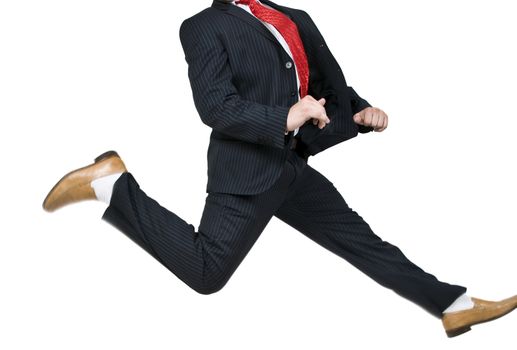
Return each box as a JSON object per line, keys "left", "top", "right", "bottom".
{"left": 445, "top": 306, "right": 517, "bottom": 338}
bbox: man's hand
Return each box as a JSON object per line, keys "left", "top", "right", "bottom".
{"left": 353, "top": 107, "right": 388, "bottom": 132}
{"left": 286, "top": 95, "right": 330, "bottom": 133}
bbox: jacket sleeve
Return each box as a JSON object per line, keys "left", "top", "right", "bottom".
{"left": 347, "top": 86, "right": 374, "bottom": 133}
{"left": 179, "top": 18, "right": 291, "bottom": 149}
{"left": 298, "top": 10, "right": 374, "bottom": 134}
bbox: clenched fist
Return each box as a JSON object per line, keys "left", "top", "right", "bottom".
{"left": 353, "top": 107, "right": 388, "bottom": 132}
{"left": 286, "top": 95, "right": 330, "bottom": 133}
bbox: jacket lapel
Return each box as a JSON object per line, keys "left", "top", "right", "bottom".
{"left": 211, "top": 0, "right": 296, "bottom": 48}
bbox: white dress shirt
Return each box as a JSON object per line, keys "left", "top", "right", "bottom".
{"left": 232, "top": 0, "right": 300, "bottom": 137}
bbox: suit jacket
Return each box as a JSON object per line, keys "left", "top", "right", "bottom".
{"left": 179, "top": 0, "right": 373, "bottom": 195}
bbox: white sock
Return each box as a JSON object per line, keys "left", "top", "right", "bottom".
{"left": 443, "top": 293, "right": 475, "bottom": 314}
{"left": 90, "top": 172, "right": 124, "bottom": 205}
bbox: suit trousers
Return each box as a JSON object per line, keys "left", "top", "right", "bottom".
{"left": 101, "top": 147, "right": 466, "bottom": 318}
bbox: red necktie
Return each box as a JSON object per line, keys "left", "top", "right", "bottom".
{"left": 235, "top": 0, "right": 309, "bottom": 98}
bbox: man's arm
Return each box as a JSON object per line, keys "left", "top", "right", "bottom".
{"left": 298, "top": 10, "right": 374, "bottom": 134}
{"left": 179, "top": 18, "right": 290, "bottom": 149}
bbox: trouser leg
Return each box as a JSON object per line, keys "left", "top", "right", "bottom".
{"left": 101, "top": 160, "right": 295, "bottom": 294}
{"left": 273, "top": 162, "right": 466, "bottom": 318}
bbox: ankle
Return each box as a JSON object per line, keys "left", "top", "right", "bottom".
{"left": 91, "top": 172, "right": 124, "bottom": 204}
{"left": 443, "top": 293, "right": 475, "bottom": 314}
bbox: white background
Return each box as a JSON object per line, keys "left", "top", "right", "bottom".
{"left": 1, "top": 0, "right": 516, "bottom": 348}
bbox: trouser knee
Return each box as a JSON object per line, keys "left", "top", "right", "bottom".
{"left": 192, "top": 275, "right": 229, "bottom": 295}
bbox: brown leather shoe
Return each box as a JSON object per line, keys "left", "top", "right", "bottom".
{"left": 442, "top": 295, "right": 517, "bottom": 337}
{"left": 42, "top": 150, "right": 127, "bottom": 212}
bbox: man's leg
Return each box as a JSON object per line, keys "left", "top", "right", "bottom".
{"left": 101, "top": 161, "right": 295, "bottom": 294}
{"left": 273, "top": 162, "right": 466, "bottom": 318}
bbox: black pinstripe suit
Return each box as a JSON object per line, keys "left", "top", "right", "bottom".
{"left": 102, "top": 0, "right": 466, "bottom": 318}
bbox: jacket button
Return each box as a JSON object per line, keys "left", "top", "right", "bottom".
{"left": 291, "top": 91, "right": 296, "bottom": 97}
{"left": 285, "top": 61, "right": 293, "bottom": 69}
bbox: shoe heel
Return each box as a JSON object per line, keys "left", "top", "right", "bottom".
{"left": 446, "top": 326, "right": 471, "bottom": 338}
{"left": 94, "top": 150, "right": 119, "bottom": 163}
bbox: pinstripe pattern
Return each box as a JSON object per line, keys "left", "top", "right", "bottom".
{"left": 102, "top": 148, "right": 465, "bottom": 317}
{"left": 235, "top": 0, "right": 310, "bottom": 99}
{"left": 235, "top": 0, "right": 302, "bottom": 137}
{"left": 274, "top": 162, "right": 467, "bottom": 318}
{"left": 100, "top": 0, "right": 467, "bottom": 319}
{"left": 103, "top": 150, "right": 300, "bottom": 294}
{"left": 179, "top": 0, "right": 373, "bottom": 195}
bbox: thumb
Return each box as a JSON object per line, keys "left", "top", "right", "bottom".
{"left": 353, "top": 113, "right": 363, "bottom": 124}
{"left": 318, "top": 97, "right": 326, "bottom": 106}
